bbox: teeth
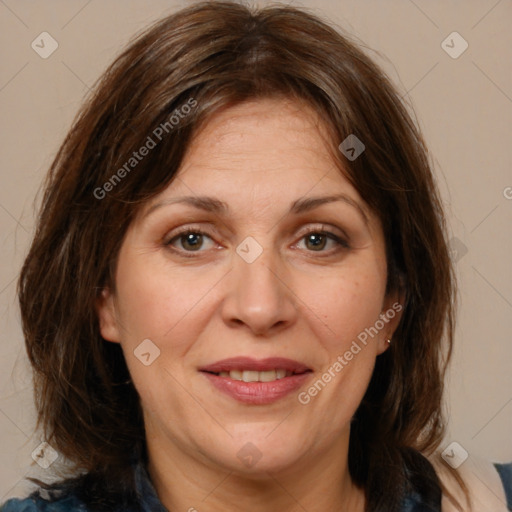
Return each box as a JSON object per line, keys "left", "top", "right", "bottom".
{"left": 242, "top": 370, "right": 259, "bottom": 382}
{"left": 276, "top": 369, "right": 287, "bottom": 379}
{"left": 217, "top": 369, "right": 293, "bottom": 382}
{"left": 260, "top": 370, "right": 277, "bottom": 382}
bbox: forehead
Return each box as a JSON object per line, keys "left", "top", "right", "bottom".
{"left": 130, "top": 98, "right": 386, "bottom": 249}
{"left": 142, "top": 98, "right": 366, "bottom": 216}
{"left": 180, "top": 97, "right": 336, "bottom": 175}
{"left": 128, "top": 98, "right": 385, "bottom": 248}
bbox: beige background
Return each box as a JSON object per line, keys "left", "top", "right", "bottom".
{"left": 1, "top": 0, "right": 511, "bottom": 501}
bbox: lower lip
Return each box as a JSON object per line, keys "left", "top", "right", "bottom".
{"left": 201, "top": 371, "right": 312, "bottom": 405}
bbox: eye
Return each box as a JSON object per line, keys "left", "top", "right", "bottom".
{"left": 164, "top": 225, "right": 350, "bottom": 258}
{"left": 295, "top": 228, "right": 350, "bottom": 254}
{"left": 164, "top": 228, "right": 216, "bottom": 255}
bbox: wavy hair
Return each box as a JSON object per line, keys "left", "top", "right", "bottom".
{"left": 18, "top": 1, "right": 463, "bottom": 510}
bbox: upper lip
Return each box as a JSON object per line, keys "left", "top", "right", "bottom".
{"left": 199, "top": 357, "right": 312, "bottom": 374}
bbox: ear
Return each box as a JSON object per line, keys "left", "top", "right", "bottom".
{"left": 95, "top": 287, "right": 121, "bottom": 343}
{"left": 376, "top": 286, "right": 406, "bottom": 355}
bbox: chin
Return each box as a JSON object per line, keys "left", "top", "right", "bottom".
{"left": 204, "top": 433, "right": 308, "bottom": 477}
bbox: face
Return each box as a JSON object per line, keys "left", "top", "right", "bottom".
{"left": 97, "top": 98, "right": 402, "bottom": 477}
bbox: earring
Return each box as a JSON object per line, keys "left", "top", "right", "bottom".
{"left": 386, "top": 338, "right": 392, "bottom": 344}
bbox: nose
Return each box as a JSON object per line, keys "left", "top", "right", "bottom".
{"left": 220, "top": 246, "right": 298, "bottom": 336}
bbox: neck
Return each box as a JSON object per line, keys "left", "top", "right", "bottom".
{"left": 145, "top": 428, "right": 365, "bottom": 512}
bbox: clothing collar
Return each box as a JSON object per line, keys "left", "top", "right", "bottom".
{"left": 131, "top": 452, "right": 438, "bottom": 512}
{"left": 133, "top": 455, "right": 169, "bottom": 512}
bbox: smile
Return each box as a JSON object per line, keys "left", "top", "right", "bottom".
{"left": 198, "top": 356, "right": 313, "bottom": 404}
{"left": 215, "top": 369, "right": 295, "bottom": 382}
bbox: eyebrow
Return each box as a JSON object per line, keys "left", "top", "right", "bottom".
{"left": 143, "top": 193, "right": 369, "bottom": 225}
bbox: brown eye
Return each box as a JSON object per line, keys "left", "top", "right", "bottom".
{"left": 165, "top": 229, "right": 216, "bottom": 254}
{"left": 179, "top": 232, "right": 204, "bottom": 251}
{"left": 304, "top": 233, "right": 328, "bottom": 251}
{"left": 297, "top": 230, "right": 350, "bottom": 253}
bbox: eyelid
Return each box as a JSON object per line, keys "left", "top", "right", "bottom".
{"left": 163, "top": 225, "right": 218, "bottom": 246}
{"left": 295, "top": 226, "right": 350, "bottom": 252}
{"left": 296, "top": 223, "right": 349, "bottom": 242}
{"left": 164, "top": 223, "right": 348, "bottom": 244}
{"left": 163, "top": 222, "right": 351, "bottom": 257}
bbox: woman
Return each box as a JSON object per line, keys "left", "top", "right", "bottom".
{"left": 2, "top": 1, "right": 510, "bottom": 511}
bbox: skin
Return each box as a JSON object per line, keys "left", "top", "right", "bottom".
{"left": 96, "top": 98, "right": 403, "bottom": 512}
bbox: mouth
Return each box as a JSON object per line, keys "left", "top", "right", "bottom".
{"left": 201, "top": 368, "right": 309, "bottom": 382}
{"left": 198, "top": 357, "right": 313, "bottom": 404}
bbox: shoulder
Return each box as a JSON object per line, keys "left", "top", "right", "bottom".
{"left": 1, "top": 490, "right": 88, "bottom": 512}
{"left": 427, "top": 451, "right": 511, "bottom": 512}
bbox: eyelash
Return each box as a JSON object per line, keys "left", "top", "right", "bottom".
{"left": 163, "top": 225, "right": 350, "bottom": 259}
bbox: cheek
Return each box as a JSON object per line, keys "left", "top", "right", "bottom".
{"left": 302, "top": 265, "right": 386, "bottom": 415}
{"left": 306, "top": 266, "right": 386, "bottom": 350}
{"left": 113, "top": 252, "right": 209, "bottom": 341}
{"left": 112, "top": 252, "right": 224, "bottom": 393}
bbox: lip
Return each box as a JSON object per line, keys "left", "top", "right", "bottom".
{"left": 199, "top": 357, "right": 312, "bottom": 405}
{"left": 201, "top": 372, "right": 312, "bottom": 405}
{"left": 198, "top": 356, "right": 311, "bottom": 374}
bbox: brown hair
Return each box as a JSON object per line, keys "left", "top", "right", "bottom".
{"left": 18, "top": 1, "right": 463, "bottom": 510}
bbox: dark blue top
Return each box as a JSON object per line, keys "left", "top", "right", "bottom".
{"left": 2, "top": 459, "right": 511, "bottom": 511}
